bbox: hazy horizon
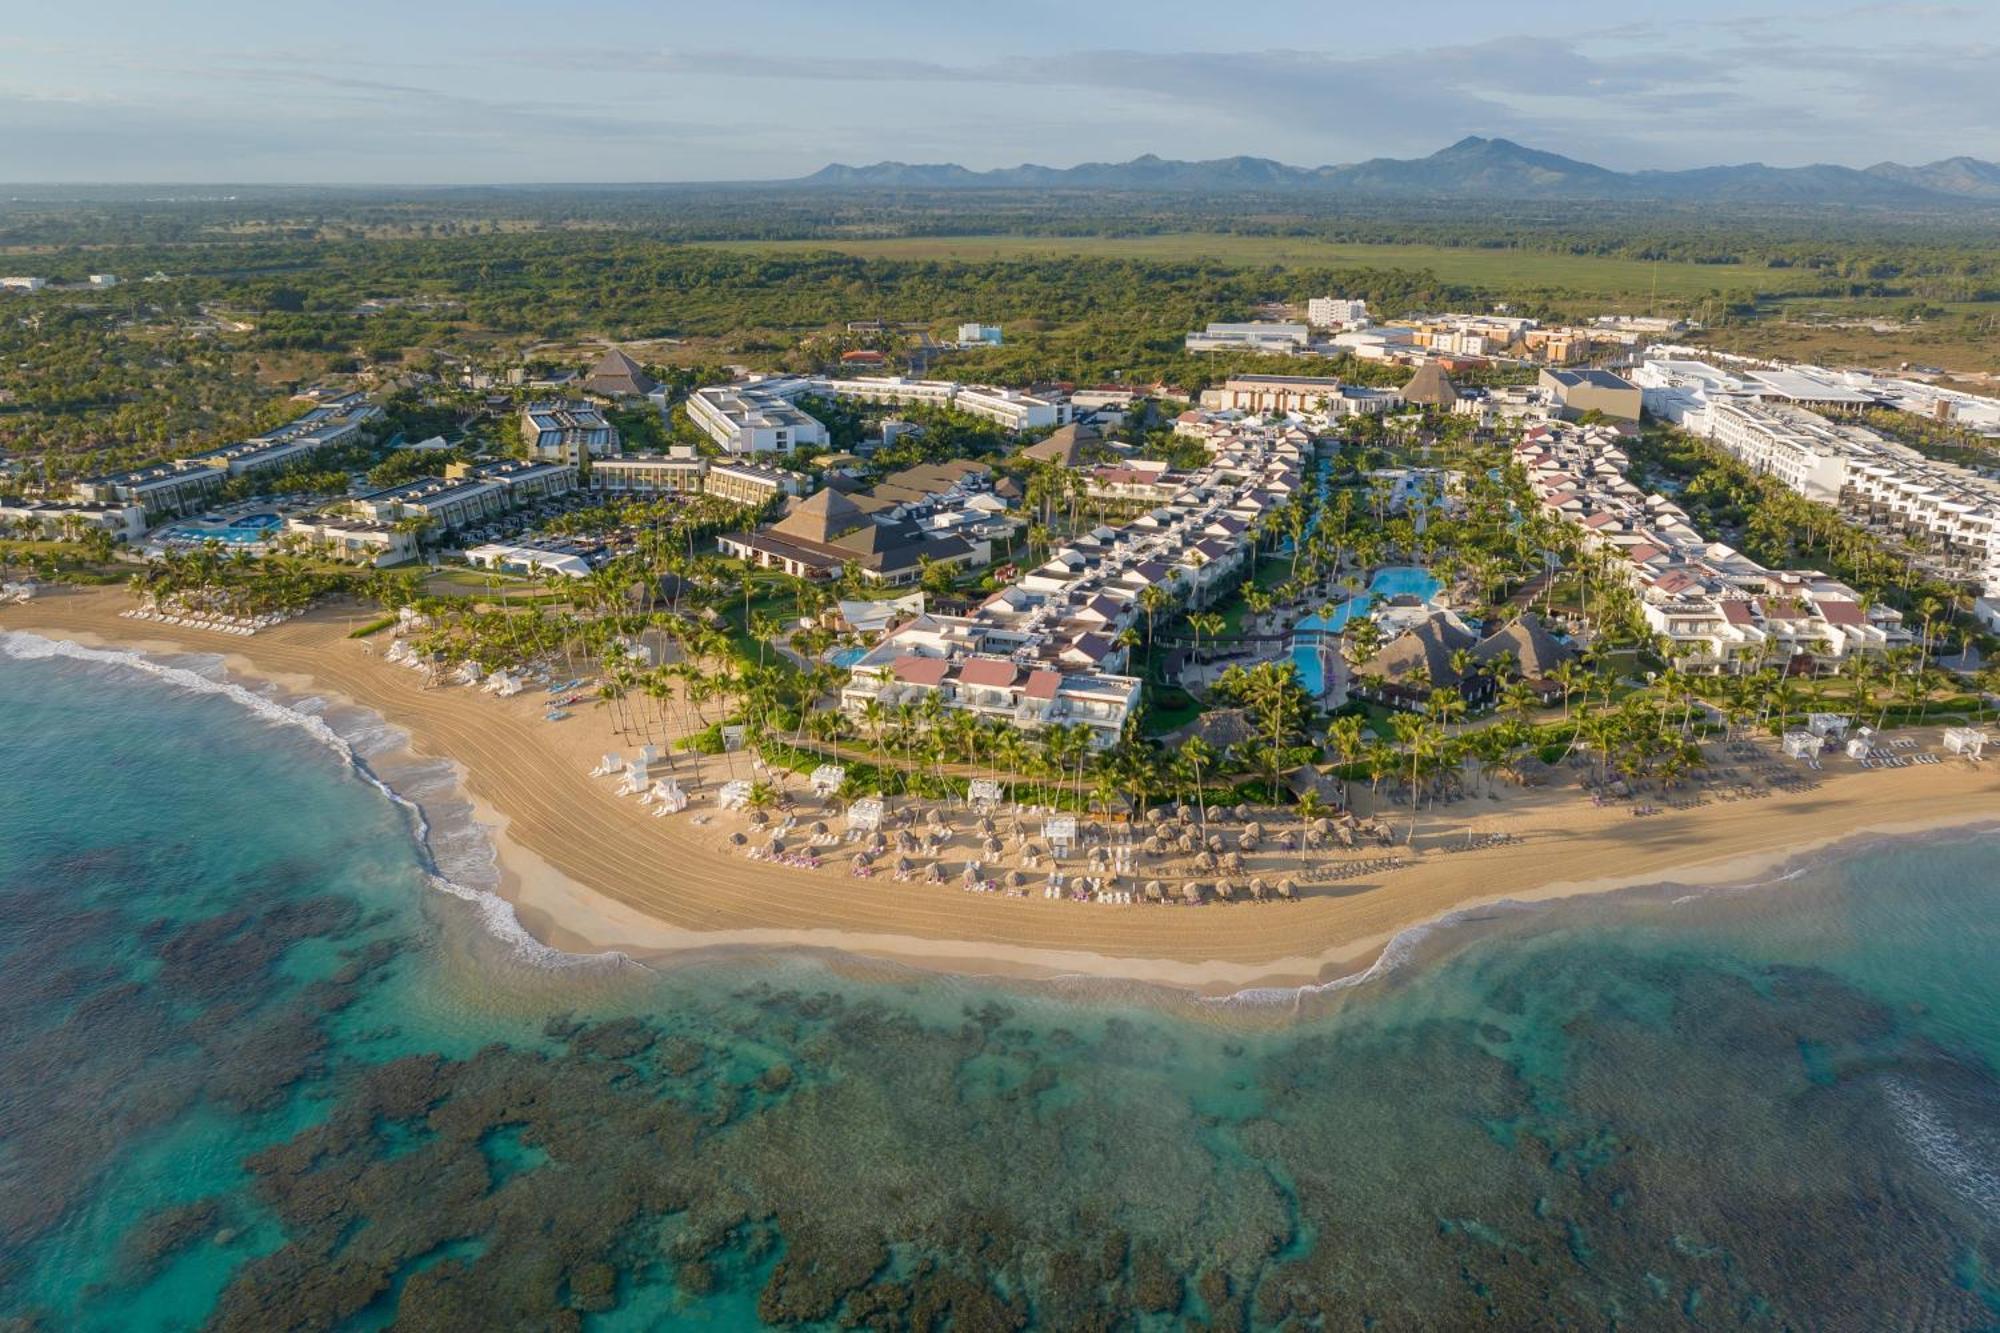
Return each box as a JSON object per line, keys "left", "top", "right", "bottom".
{"left": 3, "top": 0, "right": 1997, "bottom": 184}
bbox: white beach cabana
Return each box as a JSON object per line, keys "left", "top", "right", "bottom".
{"left": 967, "top": 778, "right": 1003, "bottom": 811}
{"left": 1845, "top": 732, "right": 1875, "bottom": 760}
{"left": 1806, "top": 713, "right": 1851, "bottom": 739}
{"left": 845, "top": 797, "right": 885, "bottom": 832}
{"left": 810, "top": 764, "right": 847, "bottom": 797}
{"left": 648, "top": 779, "right": 688, "bottom": 813}
{"left": 1781, "top": 730, "right": 1822, "bottom": 760}
{"left": 1043, "top": 815, "right": 1078, "bottom": 857}
{"left": 1942, "top": 726, "right": 1987, "bottom": 759}
{"left": 590, "top": 751, "right": 623, "bottom": 777}
{"left": 717, "top": 779, "right": 754, "bottom": 810}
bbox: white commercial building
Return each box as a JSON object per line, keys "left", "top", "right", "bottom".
{"left": 1306, "top": 297, "right": 1369, "bottom": 329}
{"left": 953, "top": 385, "right": 1069, "bottom": 431}
{"left": 957, "top": 323, "right": 1003, "bottom": 346}
{"left": 1185, "top": 322, "right": 1312, "bottom": 354}
{"left": 688, "top": 383, "right": 829, "bottom": 455}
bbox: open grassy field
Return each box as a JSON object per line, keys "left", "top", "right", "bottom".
{"left": 692, "top": 233, "right": 1803, "bottom": 301}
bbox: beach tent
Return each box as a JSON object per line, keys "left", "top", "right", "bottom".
{"left": 1845, "top": 734, "right": 1875, "bottom": 760}
{"left": 1942, "top": 726, "right": 1987, "bottom": 759}
{"left": 1781, "top": 730, "right": 1822, "bottom": 759}
{"left": 846, "top": 798, "right": 885, "bottom": 832}
{"left": 1806, "top": 713, "right": 1851, "bottom": 739}
{"left": 718, "top": 780, "right": 754, "bottom": 811}
{"left": 650, "top": 780, "right": 688, "bottom": 813}
{"left": 810, "top": 764, "right": 847, "bottom": 797}
{"left": 967, "top": 778, "right": 1003, "bottom": 810}
{"left": 721, "top": 725, "right": 747, "bottom": 752}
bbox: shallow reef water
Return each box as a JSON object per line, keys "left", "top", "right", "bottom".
{"left": 1, "top": 646, "right": 1997, "bottom": 1330}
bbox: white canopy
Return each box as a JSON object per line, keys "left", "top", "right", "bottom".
{"left": 846, "top": 797, "right": 884, "bottom": 831}
{"left": 810, "top": 763, "right": 847, "bottom": 795}
{"left": 718, "top": 779, "right": 754, "bottom": 810}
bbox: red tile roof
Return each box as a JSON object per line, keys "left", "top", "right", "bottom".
{"left": 1024, "top": 669, "right": 1062, "bottom": 701}
{"left": 957, "top": 658, "right": 1020, "bottom": 688}
{"left": 889, "top": 656, "right": 951, "bottom": 687}
{"left": 1720, "top": 601, "right": 1755, "bottom": 626}
{"left": 1813, "top": 599, "right": 1866, "bottom": 627}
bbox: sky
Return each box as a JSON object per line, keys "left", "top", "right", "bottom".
{"left": 2, "top": 0, "right": 1996, "bottom": 183}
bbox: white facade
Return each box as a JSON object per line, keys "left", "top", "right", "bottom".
{"left": 1306, "top": 297, "right": 1369, "bottom": 329}
{"left": 957, "top": 323, "right": 1003, "bottom": 346}
{"left": 953, "top": 386, "right": 1068, "bottom": 431}
{"left": 689, "top": 384, "right": 830, "bottom": 455}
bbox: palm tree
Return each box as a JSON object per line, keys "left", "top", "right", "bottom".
{"left": 1325, "top": 714, "right": 1367, "bottom": 806}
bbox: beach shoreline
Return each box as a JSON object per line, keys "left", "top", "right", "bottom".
{"left": 7, "top": 586, "right": 1997, "bottom": 997}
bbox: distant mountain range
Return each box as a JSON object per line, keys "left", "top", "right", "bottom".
{"left": 792, "top": 137, "right": 2000, "bottom": 206}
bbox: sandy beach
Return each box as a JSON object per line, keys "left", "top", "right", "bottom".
{"left": 7, "top": 585, "right": 1997, "bottom": 995}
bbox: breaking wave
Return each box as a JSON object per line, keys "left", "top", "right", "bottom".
{"left": 0, "top": 629, "right": 628, "bottom": 972}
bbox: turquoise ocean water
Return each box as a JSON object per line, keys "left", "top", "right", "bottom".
{"left": 1, "top": 630, "right": 1997, "bottom": 1330}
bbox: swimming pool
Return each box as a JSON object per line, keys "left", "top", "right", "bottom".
{"left": 1291, "top": 642, "right": 1328, "bottom": 697}
{"left": 827, "top": 646, "right": 866, "bottom": 669}
{"left": 1293, "top": 566, "right": 1442, "bottom": 634}
{"left": 158, "top": 513, "right": 283, "bottom": 546}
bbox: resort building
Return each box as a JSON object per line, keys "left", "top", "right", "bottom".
{"left": 1200, "top": 375, "right": 1400, "bottom": 417}
{"left": 71, "top": 464, "right": 225, "bottom": 519}
{"left": 952, "top": 385, "right": 1069, "bottom": 432}
{"left": 353, "top": 460, "right": 575, "bottom": 532}
{"left": 716, "top": 487, "right": 978, "bottom": 586}
{"left": 1540, "top": 368, "right": 1643, "bottom": 422}
{"left": 957, "top": 323, "right": 1004, "bottom": 346}
{"left": 688, "top": 383, "right": 829, "bottom": 455}
{"left": 839, "top": 614, "right": 1142, "bottom": 751}
{"left": 583, "top": 452, "right": 803, "bottom": 509}
{"left": 282, "top": 515, "right": 418, "bottom": 566}
{"left": 1306, "top": 297, "right": 1369, "bottom": 329}
{"left": 1184, "top": 321, "right": 1313, "bottom": 355}
{"left": 580, "top": 348, "right": 658, "bottom": 400}
{"left": 1514, "top": 421, "right": 1902, "bottom": 673}
{"left": 812, "top": 376, "right": 960, "bottom": 411}
{"left": 520, "top": 401, "right": 619, "bottom": 462}
{"left": 0, "top": 499, "right": 147, "bottom": 542}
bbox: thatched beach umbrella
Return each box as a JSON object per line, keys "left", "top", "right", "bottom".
{"left": 854, "top": 851, "right": 874, "bottom": 868}
{"left": 1237, "top": 831, "right": 1258, "bottom": 853}
{"left": 924, "top": 862, "right": 945, "bottom": 884}
{"left": 1177, "top": 833, "right": 1198, "bottom": 855}
{"left": 962, "top": 864, "right": 981, "bottom": 884}
{"left": 896, "top": 856, "right": 913, "bottom": 875}
{"left": 1181, "top": 882, "right": 1203, "bottom": 905}
{"left": 1206, "top": 834, "right": 1224, "bottom": 854}
{"left": 984, "top": 836, "right": 1004, "bottom": 858}
{"left": 926, "top": 807, "right": 945, "bottom": 826}
{"left": 1177, "top": 805, "right": 1194, "bottom": 826}
{"left": 1278, "top": 879, "right": 1297, "bottom": 900}
{"left": 868, "top": 831, "right": 888, "bottom": 853}
{"left": 749, "top": 810, "right": 770, "bottom": 828}
{"left": 1312, "top": 818, "right": 1334, "bottom": 837}
{"left": 1222, "top": 850, "right": 1244, "bottom": 874}
{"left": 1214, "top": 878, "right": 1234, "bottom": 900}
{"left": 728, "top": 831, "right": 747, "bottom": 847}
{"left": 1233, "top": 803, "right": 1251, "bottom": 822}
{"left": 1145, "top": 879, "right": 1165, "bottom": 902}
{"left": 1305, "top": 828, "right": 1325, "bottom": 850}
{"left": 978, "top": 816, "right": 997, "bottom": 836}
{"left": 1250, "top": 877, "right": 1269, "bottom": 901}
{"left": 1006, "top": 870, "right": 1025, "bottom": 888}
{"left": 810, "top": 820, "right": 829, "bottom": 836}
{"left": 1088, "top": 845, "right": 1110, "bottom": 870}
{"left": 1147, "top": 807, "right": 1166, "bottom": 824}
{"left": 1337, "top": 824, "right": 1356, "bottom": 849}
{"left": 1277, "top": 833, "right": 1296, "bottom": 852}
{"left": 1194, "top": 850, "right": 1219, "bottom": 873}
{"left": 766, "top": 836, "right": 786, "bottom": 854}
{"left": 1245, "top": 820, "right": 1265, "bottom": 840}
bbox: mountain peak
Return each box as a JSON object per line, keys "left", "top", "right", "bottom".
{"left": 788, "top": 142, "right": 2000, "bottom": 205}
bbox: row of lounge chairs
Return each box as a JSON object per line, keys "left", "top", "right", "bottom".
{"left": 121, "top": 607, "right": 295, "bottom": 635}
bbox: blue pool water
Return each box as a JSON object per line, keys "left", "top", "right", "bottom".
{"left": 159, "top": 513, "right": 283, "bottom": 546}
{"left": 827, "top": 646, "right": 866, "bottom": 669}
{"left": 1290, "top": 642, "right": 1326, "bottom": 697}
{"left": 1296, "top": 565, "right": 1443, "bottom": 634}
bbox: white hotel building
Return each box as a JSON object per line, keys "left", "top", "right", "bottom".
{"left": 688, "top": 383, "right": 831, "bottom": 456}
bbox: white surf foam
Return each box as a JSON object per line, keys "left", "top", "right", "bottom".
{"left": 0, "top": 629, "right": 625, "bottom": 971}
{"left": 1883, "top": 1077, "right": 2000, "bottom": 1221}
